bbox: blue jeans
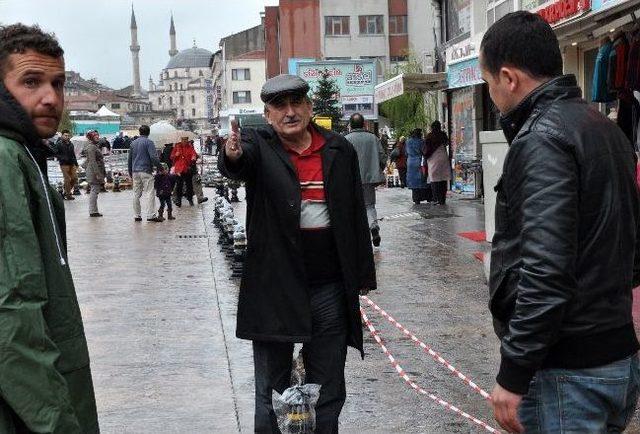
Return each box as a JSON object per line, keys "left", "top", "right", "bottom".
{"left": 519, "top": 354, "right": 640, "bottom": 433}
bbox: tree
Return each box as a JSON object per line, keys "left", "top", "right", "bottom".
{"left": 58, "top": 108, "right": 74, "bottom": 134}
{"left": 311, "top": 69, "right": 344, "bottom": 132}
{"left": 379, "top": 54, "right": 438, "bottom": 139}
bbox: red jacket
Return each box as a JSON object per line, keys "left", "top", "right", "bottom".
{"left": 170, "top": 142, "right": 197, "bottom": 174}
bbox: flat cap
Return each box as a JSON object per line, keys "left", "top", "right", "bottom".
{"left": 260, "top": 74, "right": 310, "bottom": 103}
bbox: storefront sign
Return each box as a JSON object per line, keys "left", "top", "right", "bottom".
{"left": 313, "top": 116, "right": 332, "bottom": 130}
{"left": 447, "top": 39, "right": 476, "bottom": 64}
{"left": 447, "top": 57, "right": 483, "bottom": 89}
{"left": 298, "top": 60, "right": 377, "bottom": 119}
{"left": 538, "top": 0, "right": 591, "bottom": 24}
{"left": 205, "top": 79, "right": 213, "bottom": 121}
{"left": 592, "top": 0, "right": 623, "bottom": 11}
{"left": 374, "top": 74, "right": 404, "bottom": 104}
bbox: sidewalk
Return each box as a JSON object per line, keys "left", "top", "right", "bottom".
{"left": 64, "top": 189, "right": 240, "bottom": 433}
{"left": 61, "top": 185, "right": 640, "bottom": 433}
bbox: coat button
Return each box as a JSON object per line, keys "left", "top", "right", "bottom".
{"left": 288, "top": 201, "right": 295, "bottom": 208}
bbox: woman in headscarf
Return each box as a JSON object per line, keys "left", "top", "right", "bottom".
{"left": 405, "top": 128, "right": 431, "bottom": 204}
{"left": 422, "top": 121, "right": 451, "bottom": 205}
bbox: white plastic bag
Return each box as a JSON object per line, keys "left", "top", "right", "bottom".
{"left": 272, "top": 384, "right": 321, "bottom": 433}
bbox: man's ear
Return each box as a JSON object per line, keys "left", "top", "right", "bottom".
{"left": 499, "top": 67, "right": 519, "bottom": 92}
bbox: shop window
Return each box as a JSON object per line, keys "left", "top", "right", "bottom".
{"left": 359, "top": 15, "right": 384, "bottom": 35}
{"left": 520, "top": 0, "right": 547, "bottom": 10}
{"left": 389, "top": 15, "right": 408, "bottom": 35}
{"left": 233, "top": 91, "right": 251, "bottom": 104}
{"left": 487, "top": 0, "right": 514, "bottom": 27}
{"left": 445, "top": 0, "right": 471, "bottom": 42}
{"left": 232, "top": 68, "right": 251, "bottom": 80}
{"left": 325, "top": 16, "right": 350, "bottom": 36}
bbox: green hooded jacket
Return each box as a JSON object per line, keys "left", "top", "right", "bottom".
{"left": 0, "top": 83, "right": 99, "bottom": 433}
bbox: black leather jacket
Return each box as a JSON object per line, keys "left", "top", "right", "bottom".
{"left": 490, "top": 75, "right": 640, "bottom": 394}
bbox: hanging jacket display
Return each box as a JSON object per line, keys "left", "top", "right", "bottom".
{"left": 593, "top": 38, "right": 616, "bottom": 102}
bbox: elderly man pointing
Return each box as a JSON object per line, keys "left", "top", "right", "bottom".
{"left": 219, "top": 74, "right": 376, "bottom": 433}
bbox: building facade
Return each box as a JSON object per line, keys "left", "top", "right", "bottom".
{"left": 437, "top": 0, "right": 640, "bottom": 195}
{"left": 147, "top": 16, "right": 214, "bottom": 131}
{"left": 217, "top": 23, "right": 268, "bottom": 130}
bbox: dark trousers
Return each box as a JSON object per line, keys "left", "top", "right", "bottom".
{"left": 175, "top": 173, "right": 193, "bottom": 203}
{"left": 411, "top": 186, "right": 433, "bottom": 204}
{"left": 253, "top": 281, "right": 348, "bottom": 434}
{"left": 158, "top": 196, "right": 172, "bottom": 212}
{"left": 431, "top": 180, "right": 448, "bottom": 204}
{"left": 397, "top": 168, "right": 407, "bottom": 188}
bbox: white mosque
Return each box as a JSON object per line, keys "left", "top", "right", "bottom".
{"left": 129, "top": 8, "right": 214, "bottom": 131}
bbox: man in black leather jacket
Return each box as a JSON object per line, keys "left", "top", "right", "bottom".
{"left": 481, "top": 12, "right": 640, "bottom": 433}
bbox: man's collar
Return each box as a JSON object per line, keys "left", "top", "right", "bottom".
{"left": 500, "top": 74, "right": 581, "bottom": 144}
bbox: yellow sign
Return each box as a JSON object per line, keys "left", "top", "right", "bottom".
{"left": 314, "top": 116, "right": 332, "bottom": 130}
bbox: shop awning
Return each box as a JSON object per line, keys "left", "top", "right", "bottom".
{"left": 374, "top": 73, "right": 448, "bottom": 104}
{"left": 554, "top": 0, "right": 640, "bottom": 42}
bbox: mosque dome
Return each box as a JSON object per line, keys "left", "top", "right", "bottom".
{"left": 165, "top": 47, "right": 213, "bottom": 70}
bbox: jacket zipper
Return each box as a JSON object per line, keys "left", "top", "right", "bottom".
{"left": 22, "top": 145, "right": 67, "bottom": 266}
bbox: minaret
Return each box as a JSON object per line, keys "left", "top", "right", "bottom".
{"left": 130, "top": 5, "right": 142, "bottom": 96}
{"left": 169, "top": 14, "right": 178, "bottom": 57}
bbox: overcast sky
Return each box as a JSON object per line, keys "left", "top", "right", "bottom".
{"left": 0, "top": 0, "right": 278, "bottom": 89}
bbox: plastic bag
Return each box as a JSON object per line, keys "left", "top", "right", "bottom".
{"left": 272, "top": 384, "right": 321, "bottom": 433}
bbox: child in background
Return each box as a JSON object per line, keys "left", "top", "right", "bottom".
{"left": 154, "top": 163, "right": 177, "bottom": 221}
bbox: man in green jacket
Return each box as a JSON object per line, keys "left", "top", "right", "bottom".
{"left": 0, "top": 24, "right": 99, "bottom": 433}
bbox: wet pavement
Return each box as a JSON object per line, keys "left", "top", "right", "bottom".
{"left": 62, "top": 184, "right": 640, "bottom": 433}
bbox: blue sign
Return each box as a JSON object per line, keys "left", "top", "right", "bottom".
{"left": 447, "top": 57, "right": 483, "bottom": 90}
{"left": 592, "top": 0, "right": 623, "bottom": 11}
{"left": 288, "top": 58, "right": 316, "bottom": 75}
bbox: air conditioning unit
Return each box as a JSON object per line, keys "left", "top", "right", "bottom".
{"left": 423, "top": 52, "right": 434, "bottom": 73}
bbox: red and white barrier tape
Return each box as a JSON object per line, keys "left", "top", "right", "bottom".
{"left": 361, "top": 295, "right": 491, "bottom": 400}
{"left": 360, "top": 308, "right": 501, "bottom": 433}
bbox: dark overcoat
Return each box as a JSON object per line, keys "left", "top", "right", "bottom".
{"left": 218, "top": 123, "right": 376, "bottom": 356}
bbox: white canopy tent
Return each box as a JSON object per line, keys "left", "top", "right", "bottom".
{"left": 95, "top": 106, "right": 120, "bottom": 118}
{"left": 148, "top": 120, "right": 197, "bottom": 149}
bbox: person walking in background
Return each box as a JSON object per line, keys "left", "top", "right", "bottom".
{"left": 390, "top": 136, "right": 407, "bottom": 188}
{"left": 128, "top": 125, "right": 162, "bottom": 222}
{"left": 161, "top": 142, "right": 173, "bottom": 169}
{"left": 345, "top": 112, "right": 386, "bottom": 247}
{"left": 55, "top": 128, "right": 79, "bottom": 200}
{"left": 482, "top": 12, "right": 640, "bottom": 433}
{"left": 0, "top": 23, "right": 99, "bottom": 432}
{"left": 422, "top": 121, "right": 451, "bottom": 205}
{"left": 406, "top": 128, "right": 431, "bottom": 204}
{"left": 112, "top": 131, "right": 125, "bottom": 150}
{"left": 170, "top": 135, "right": 197, "bottom": 207}
{"left": 82, "top": 130, "right": 105, "bottom": 217}
{"left": 154, "top": 163, "right": 176, "bottom": 221}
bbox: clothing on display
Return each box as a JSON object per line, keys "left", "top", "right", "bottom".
{"left": 591, "top": 25, "right": 640, "bottom": 150}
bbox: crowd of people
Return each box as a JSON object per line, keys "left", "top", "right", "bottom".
{"left": 51, "top": 126, "right": 211, "bottom": 220}
{"left": 3, "top": 12, "right": 640, "bottom": 434}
